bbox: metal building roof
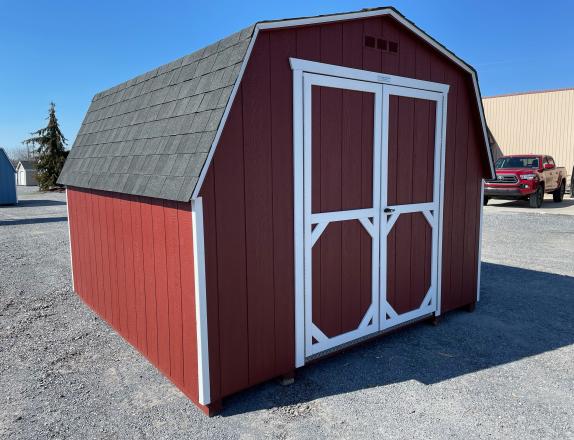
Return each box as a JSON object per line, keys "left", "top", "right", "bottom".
{"left": 57, "top": 25, "right": 254, "bottom": 201}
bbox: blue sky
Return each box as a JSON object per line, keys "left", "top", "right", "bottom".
{"left": 1, "top": 0, "right": 573, "bottom": 154}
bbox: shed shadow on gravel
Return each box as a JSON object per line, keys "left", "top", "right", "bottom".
{"left": 0, "top": 216, "right": 68, "bottom": 226}
{"left": 220, "top": 262, "right": 574, "bottom": 416}
{"left": 4, "top": 199, "right": 67, "bottom": 208}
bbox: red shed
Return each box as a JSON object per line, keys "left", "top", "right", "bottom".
{"left": 58, "top": 7, "right": 495, "bottom": 415}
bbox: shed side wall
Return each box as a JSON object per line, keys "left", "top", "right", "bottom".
{"left": 66, "top": 187, "right": 202, "bottom": 408}
{"left": 200, "top": 16, "right": 487, "bottom": 401}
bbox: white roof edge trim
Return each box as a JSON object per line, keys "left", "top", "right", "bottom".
{"left": 191, "top": 8, "right": 494, "bottom": 199}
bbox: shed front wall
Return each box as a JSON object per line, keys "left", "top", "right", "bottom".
{"left": 200, "top": 16, "right": 488, "bottom": 402}
{"left": 66, "top": 187, "right": 203, "bottom": 408}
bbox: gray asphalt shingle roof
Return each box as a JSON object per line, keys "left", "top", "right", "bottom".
{"left": 57, "top": 24, "right": 254, "bottom": 202}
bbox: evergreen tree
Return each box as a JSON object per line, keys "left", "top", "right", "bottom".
{"left": 24, "top": 102, "right": 68, "bottom": 190}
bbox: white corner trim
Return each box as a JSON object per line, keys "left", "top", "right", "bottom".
{"left": 477, "top": 179, "right": 485, "bottom": 302}
{"left": 191, "top": 197, "right": 210, "bottom": 405}
{"left": 65, "top": 188, "right": 75, "bottom": 292}
{"left": 191, "top": 8, "right": 494, "bottom": 198}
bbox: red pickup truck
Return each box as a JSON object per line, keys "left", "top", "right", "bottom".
{"left": 484, "top": 154, "right": 567, "bottom": 208}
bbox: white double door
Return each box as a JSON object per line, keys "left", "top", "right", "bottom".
{"left": 300, "top": 72, "right": 446, "bottom": 358}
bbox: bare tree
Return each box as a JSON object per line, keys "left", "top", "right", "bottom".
{"left": 6, "top": 145, "right": 33, "bottom": 167}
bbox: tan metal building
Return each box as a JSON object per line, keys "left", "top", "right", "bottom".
{"left": 483, "top": 88, "right": 574, "bottom": 178}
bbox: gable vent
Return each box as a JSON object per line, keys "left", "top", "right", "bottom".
{"left": 364, "top": 35, "right": 399, "bottom": 54}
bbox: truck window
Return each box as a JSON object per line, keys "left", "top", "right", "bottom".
{"left": 495, "top": 156, "right": 540, "bottom": 169}
{"left": 548, "top": 157, "right": 555, "bottom": 166}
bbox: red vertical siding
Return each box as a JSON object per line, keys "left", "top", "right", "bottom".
{"left": 200, "top": 15, "right": 488, "bottom": 403}
{"left": 67, "top": 187, "right": 203, "bottom": 409}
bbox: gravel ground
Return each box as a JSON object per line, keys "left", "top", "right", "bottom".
{"left": 1, "top": 187, "right": 573, "bottom": 440}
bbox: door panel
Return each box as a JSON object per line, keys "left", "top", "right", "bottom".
{"left": 381, "top": 85, "right": 443, "bottom": 329}
{"left": 388, "top": 96, "right": 437, "bottom": 205}
{"left": 312, "top": 220, "right": 372, "bottom": 337}
{"left": 304, "top": 73, "right": 381, "bottom": 356}
{"left": 311, "top": 87, "right": 375, "bottom": 213}
{"left": 386, "top": 212, "right": 432, "bottom": 315}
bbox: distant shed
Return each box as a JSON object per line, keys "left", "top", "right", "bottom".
{"left": 58, "top": 7, "right": 495, "bottom": 415}
{"left": 16, "top": 160, "right": 38, "bottom": 186}
{"left": 0, "top": 148, "right": 17, "bottom": 205}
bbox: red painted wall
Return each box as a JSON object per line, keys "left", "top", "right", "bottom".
{"left": 67, "top": 187, "right": 202, "bottom": 408}
{"left": 200, "top": 16, "right": 488, "bottom": 403}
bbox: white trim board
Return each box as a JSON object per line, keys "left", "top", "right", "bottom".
{"left": 477, "top": 179, "right": 485, "bottom": 302}
{"left": 191, "top": 197, "right": 211, "bottom": 405}
{"left": 191, "top": 7, "right": 494, "bottom": 199}
{"left": 65, "top": 189, "right": 75, "bottom": 292}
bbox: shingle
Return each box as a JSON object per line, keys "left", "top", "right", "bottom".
{"left": 198, "top": 89, "right": 223, "bottom": 112}
{"left": 178, "top": 79, "right": 200, "bottom": 99}
{"left": 157, "top": 100, "right": 177, "bottom": 119}
{"left": 131, "top": 174, "right": 150, "bottom": 194}
{"left": 193, "top": 53, "right": 217, "bottom": 78}
{"left": 202, "top": 41, "right": 219, "bottom": 58}
{"left": 178, "top": 62, "right": 198, "bottom": 82}
{"left": 215, "top": 86, "right": 233, "bottom": 108}
{"left": 197, "top": 131, "right": 216, "bottom": 153}
{"left": 212, "top": 45, "right": 235, "bottom": 71}
{"left": 153, "top": 155, "right": 177, "bottom": 176}
{"left": 123, "top": 174, "right": 139, "bottom": 194}
{"left": 181, "top": 48, "right": 204, "bottom": 66}
{"left": 141, "top": 155, "right": 161, "bottom": 174}
{"left": 170, "top": 154, "right": 193, "bottom": 176}
{"left": 177, "top": 176, "right": 199, "bottom": 201}
{"left": 190, "top": 111, "right": 212, "bottom": 133}
{"left": 184, "top": 94, "right": 203, "bottom": 115}
{"left": 185, "top": 153, "right": 208, "bottom": 177}
{"left": 177, "top": 114, "right": 195, "bottom": 135}
{"left": 172, "top": 97, "right": 191, "bottom": 117}
{"left": 143, "top": 175, "right": 166, "bottom": 198}
{"left": 159, "top": 176, "right": 185, "bottom": 200}
{"left": 176, "top": 133, "right": 202, "bottom": 154}
{"left": 205, "top": 108, "right": 224, "bottom": 131}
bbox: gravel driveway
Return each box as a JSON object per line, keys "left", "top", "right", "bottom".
{"left": 1, "top": 188, "right": 573, "bottom": 439}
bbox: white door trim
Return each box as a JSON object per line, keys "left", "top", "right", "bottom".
{"left": 292, "top": 59, "right": 449, "bottom": 366}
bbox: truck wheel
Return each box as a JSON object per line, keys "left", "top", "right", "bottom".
{"left": 553, "top": 180, "right": 565, "bottom": 202}
{"left": 483, "top": 196, "right": 490, "bottom": 206}
{"left": 529, "top": 186, "right": 543, "bottom": 208}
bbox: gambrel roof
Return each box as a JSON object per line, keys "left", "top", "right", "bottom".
{"left": 58, "top": 25, "right": 255, "bottom": 200}
{"left": 58, "top": 7, "right": 495, "bottom": 202}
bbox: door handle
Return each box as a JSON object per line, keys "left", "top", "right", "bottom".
{"left": 384, "top": 208, "right": 395, "bottom": 214}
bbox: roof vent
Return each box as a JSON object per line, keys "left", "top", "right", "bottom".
{"left": 365, "top": 35, "right": 399, "bottom": 54}
{"left": 364, "top": 36, "right": 376, "bottom": 48}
